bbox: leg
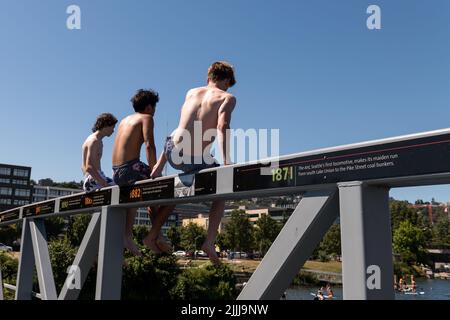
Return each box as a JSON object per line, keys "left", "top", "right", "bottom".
{"left": 147, "top": 206, "right": 173, "bottom": 253}
{"left": 123, "top": 208, "right": 142, "bottom": 256}
{"left": 202, "top": 199, "right": 225, "bottom": 265}
{"left": 143, "top": 205, "right": 175, "bottom": 253}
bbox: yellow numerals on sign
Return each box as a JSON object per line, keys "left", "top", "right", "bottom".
{"left": 130, "top": 188, "right": 141, "bottom": 199}
{"left": 272, "top": 166, "right": 294, "bottom": 183}
{"left": 61, "top": 201, "right": 69, "bottom": 209}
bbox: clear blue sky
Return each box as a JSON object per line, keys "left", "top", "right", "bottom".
{"left": 1, "top": 0, "right": 450, "bottom": 203}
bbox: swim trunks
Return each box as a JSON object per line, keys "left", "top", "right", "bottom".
{"left": 83, "top": 171, "right": 114, "bottom": 192}
{"left": 164, "top": 136, "right": 219, "bottom": 174}
{"left": 112, "top": 159, "right": 150, "bottom": 186}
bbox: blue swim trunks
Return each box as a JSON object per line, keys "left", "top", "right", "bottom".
{"left": 164, "top": 136, "right": 219, "bottom": 174}
{"left": 112, "top": 159, "right": 150, "bottom": 186}
{"left": 83, "top": 171, "right": 114, "bottom": 192}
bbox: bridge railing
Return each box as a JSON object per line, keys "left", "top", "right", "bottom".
{"left": 1, "top": 127, "right": 450, "bottom": 300}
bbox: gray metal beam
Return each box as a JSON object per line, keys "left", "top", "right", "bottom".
{"left": 29, "top": 219, "right": 57, "bottom": 300}
{"left": 0, "top": 264, "right": 3, "bottom": 300}
{"left": 59, "top": 212, "right": 101, "bottom": 300}
{"left": 237, "top": 189, "right": 339, "bottom": 300}
{"left": 15, "top": 219, "right": 35, "bottom": 300}
{"left": 338, "top": 181, "right": 394, "bottom": 300}
{"left": 95, "top": 206, "right": 126, "bottom": 300}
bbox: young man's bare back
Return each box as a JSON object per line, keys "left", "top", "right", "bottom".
{"left": 172, "top": 86, "right": 235, "bottom": 157}
{"left": 150, "top": 61, "right": 237, "bottom": 264}
{"left": 111, "top": 89, "right": 173, "bottom": 256}
{"left": 81, "top": 113, "right": 117, "bottom": 192}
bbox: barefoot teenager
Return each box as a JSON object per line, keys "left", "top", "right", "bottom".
{"left": 150, "top": 61, "right": 237, "bottom": 264}
{"left": 112, "top": 89, "right": 172, "bottom": 256}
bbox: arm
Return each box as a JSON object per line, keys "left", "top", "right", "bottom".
{"left": 217, "top": 95, "right": 236, "bottom": 166}
{"left": 142, "top": 115, "right": 157, "bottom": 172}
{"left": 85, "top": 141, "right": 108, "bottom": 187}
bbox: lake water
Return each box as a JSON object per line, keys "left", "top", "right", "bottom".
{"left": 285, "top": 279, "right": 450, "bottom": 300}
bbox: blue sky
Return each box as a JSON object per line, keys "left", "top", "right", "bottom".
{"left": 1, "top": 0, "right": 450, "bottom": 203}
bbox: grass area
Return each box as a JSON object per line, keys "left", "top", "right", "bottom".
{"left": 177, "top": 258, "right": 343, "bottom": 274}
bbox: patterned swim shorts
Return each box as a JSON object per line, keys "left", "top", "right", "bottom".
{"left": 112, "top": 159, "right": 150, "bottom": 186}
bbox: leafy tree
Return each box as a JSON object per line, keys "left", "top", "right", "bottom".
{"left": 166, "top": 225, "right": 181, "bottom": 250}
{"left": 223, "top": 210, "right": 254, "bottom": 253}
{"left": 393, "top": 220, "right": 427, "bottom": 265}
{"left": 170, "top": 263, "right": 237, "bottom": 300}
{"left": 390, "top": 200, "right": 418, "bottom": 230}
{"left": 66, "top": 214, "right": 92, "bottom": 247}
{"left": 133, "top": 224, "right": 149, "bottom": 246}
{"left": 253, "top": 214, "right": 281, "bottom": 256}
{"left": 44, "top": 217, "right": 66, "bottom": 240}
{"left": 431, "top": 214, "right": 450, "bottom": 248}
{"left": 180, "top": 223, "right": 206, "bottom": 255}
{"left": 122, "top": 251, "right": 180, "bottom": 300}
{"left": 318, "top": 223, "right": 341, "bottom": 257}
{"left": 48, "top": 237, "right": 77, "bottom": 292}
{"left": 38, "top": 178, "right": 54, "bottom": 186}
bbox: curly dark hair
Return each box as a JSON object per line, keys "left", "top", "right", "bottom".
{"left": 131, "top": 89, "right": 159, "bottom": 112}
{"left": 208, "top": 61, "right": 236, "bottom": 87}
{"left": 92, "top": 113, "right": 118, "bottom": 133}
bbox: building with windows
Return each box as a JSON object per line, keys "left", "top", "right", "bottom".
{"left": 135, "top": 203, "right": 210, "bottom": 236}
{"left": 32, "top": 185, "right": 82, "bottom": 203}
{"left": 0, "top": 163, "right": 33, "bottom": 211}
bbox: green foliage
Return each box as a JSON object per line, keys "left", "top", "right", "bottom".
{"left": 122, "top": 251, "right": 180, "bottom": 300}
{"left": 170, "top": 263, "right": 237, "bottom": 300}
{"left": 44, "top": 217, "right": 66, "bottom": 240}
{"left": 431, "top": 214, "right": 450, "bottom": 248}
{"left": 133, "top": 224, "right": 149, "bottom": 246}
{"left": 66, "top": 214, "right": 92, "bottom": 246}
{"left": 253, "top": 214, "right": 281, "bottom": 256}
{"left": 48, "top": 237, "right": 77, "bottom": 292}
{"left": 167, "top": 226, "right": 181, "bottom": 250}
{"left": 390, "top": 200, "right": 418, "bottom": 230}
{"left": 291, "top": 271, "right": 321, "bottom": 286}
{"left": 393, "top": 220, "right": 427, "bottom": 265}
{"left": 0, "top": 252, "right": 18, "bottom": 284}
{"left": 0, "top": 225, "right": 20, "bottom": 247}
{"left": 222, "top": 210, "right": 254, "bottom": 252}
{"left": 180, "top": 223, "right": 206, "bottom": 254}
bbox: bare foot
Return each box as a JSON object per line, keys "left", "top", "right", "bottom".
{"left": 143, "top": 235, "right": 162, "bottom": 254}
{"left": 201, "top": 243, "right": 221, "bottom": 265}
{"left": 124, "top": 236, "right": 142, "bottom": 256}
{"left": 156, "top": 235, "right": 173, "bottom": 254}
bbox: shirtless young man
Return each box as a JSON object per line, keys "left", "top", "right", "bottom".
{"left": 149, "top": 61, "right": 237, "bottom": 264}
{"left": 112, "top": 89, "right": 173, "bottom": 256}
{"left": 82, "top": 113, "right": 117, "bottom": 192}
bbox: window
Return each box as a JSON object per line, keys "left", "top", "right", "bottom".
{"left": 0, "top": 167, "right": 11, "bottom": 176}
{"left": 0, "top": 178, "right": 10, "bottom": 184}
{"left": 49, "top": 190, "right": 59, "bottom": 197}
{"left": 0, "top": 188, "right": 12, "bottom": 196}
{"left": 0, "top": 199, "right": 11, "bottom": 205}
{"left": 13, "top": 199, "right": 29, "bottom": 206}
{"left": 14, "top": 189, "right": 30, "bottom": 197}
{"left": 59, "top": 191, "right": 71, "bottom": 196}
{"left": 33, "top": 196, "right": 46, "bottom": 202}
{"left": 34, "top": 188, "right": 47, "bottom": 195}
{"left": 13, "top": 169, "right": 29, "bottom": 178}
{"left": 12, "top": 179, "right": 28, "bottom": 186}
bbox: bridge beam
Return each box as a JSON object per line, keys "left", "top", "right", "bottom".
{"left": 95, "top": 206, "right": 126, "bottom": 300}
{"left": 59, "top": 212, "right": 101, "bottom": 300}
{"left": 338, "top": 181, "right": 394, "bottom": 300}
{"left": 15, "top": 219, "right": 35, "bottom": 300}
{"left": 0, "top": 262, "right": 3, "bottom": 300}
{"left": 237, "top": 189, "right": 339, "bottom": 300}
{"left": 29, "top": 219, "right": 57, "bottom": 300}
